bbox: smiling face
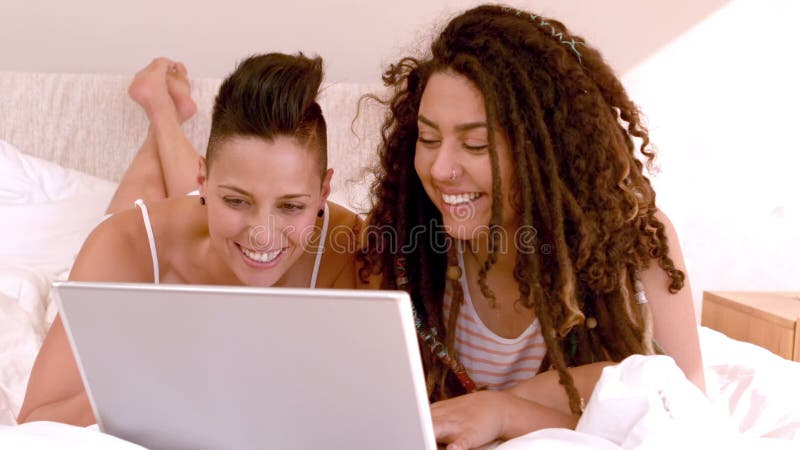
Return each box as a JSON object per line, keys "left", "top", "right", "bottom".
{"left": 414, "top": 70, "right": 517, "bottom": 240}
{"left": 198, "top": 135, "right": 331, "bottom": 287}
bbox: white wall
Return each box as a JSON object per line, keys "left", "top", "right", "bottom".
{"left": 623, "top": 0, "right": 800, "bottom": 313}
{"left": 5, "top": 0, "right": 795, "bottom": 312}
{"left": 1, "top": 0, "right": 726, "bottom": 81}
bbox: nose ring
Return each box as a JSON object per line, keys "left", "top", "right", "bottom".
{"left": 450, "top": 168, "right": 458, "bottom": 181}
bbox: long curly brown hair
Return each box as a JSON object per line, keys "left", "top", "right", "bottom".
{"left": 359, "top": 4, "right": 685, "bottom": 415}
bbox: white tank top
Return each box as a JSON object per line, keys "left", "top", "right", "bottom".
{"left": 133, "top": 199, "right": 329, "bottom": 288}
{"left": 443, "top": 245, "right": 546, "bottom": 390}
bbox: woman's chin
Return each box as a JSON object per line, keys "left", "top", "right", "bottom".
{"left": 440, "top": 218, "right": 491, "bottom": 242}
{"left": 238, "top": 270, "right": 284, "bottom": 288}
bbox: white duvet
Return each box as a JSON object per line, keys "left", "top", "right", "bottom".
{"left": 499, "top": 333, "right": 800, "bottom": 449}
{"left": 1, "top": 140, "right": 799, "bottom": 448}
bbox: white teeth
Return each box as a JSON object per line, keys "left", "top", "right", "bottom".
{"left": 442, "top": 192, "right": 481, "bottom": 205}
{"left": 241, "top": 246, "right": 282, "bottom": 263}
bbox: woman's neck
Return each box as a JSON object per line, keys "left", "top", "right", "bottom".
{"left": 462, "top": 226, "right": 519, "bottom": 274}
{"left": 458, "top": 225, "right": 537, "bottom": 335}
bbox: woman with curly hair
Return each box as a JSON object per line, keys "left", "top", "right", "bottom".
{"left": 360, "top": 4, "right": 703, "bottom": 448}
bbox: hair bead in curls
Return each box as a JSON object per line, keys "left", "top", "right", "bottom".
{"left": 360, "top": 4, "right": 687, "bottom": 417}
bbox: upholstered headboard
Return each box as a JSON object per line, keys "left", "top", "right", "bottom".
{"left": 0, "top": 72, "right": 386, "bottom": 213}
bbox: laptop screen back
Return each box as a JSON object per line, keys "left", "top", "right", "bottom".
{"left": 53, "top": 282, "right": 436, "bottom": 450}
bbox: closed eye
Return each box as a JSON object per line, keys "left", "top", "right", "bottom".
{"left": 223, "top": 197, "right": 250, "bottom": 208}
{"left": 280, "top": 203, "right": 307, "bottom": 212}
{"left": 463, "top": 143, "right": 488, "bottom": 152}
{"left": 417, "top": 137, "right": 441, "bottom": 148}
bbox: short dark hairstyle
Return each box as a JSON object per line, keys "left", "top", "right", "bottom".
{"left": 206, "top": 52, "right": 327, "bottom": 179}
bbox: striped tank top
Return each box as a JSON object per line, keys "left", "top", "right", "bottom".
{"left": 443, "top": 247, "right": 546, "bottom": 390}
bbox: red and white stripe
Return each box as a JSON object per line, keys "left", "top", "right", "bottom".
{"left": 443, "top": 250, "right": 545, "bottom": 391}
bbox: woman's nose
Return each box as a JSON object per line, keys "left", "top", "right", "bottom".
{"left": 429, "top": 141, "right": 459, "bottom": 182}
{"left": 248, "top": 215, "right": 280, "bottom": 250}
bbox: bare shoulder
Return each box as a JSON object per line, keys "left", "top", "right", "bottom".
{"left": 653, "top": 209, "right": 681, "bottom": 245}
{"left": 327, "top": 201, "right": 364, "bottom": 230}
{"left": 319, "top": 202, "right": 384, "bottom": 290}
{"left": 69, "top": 205, "right": 155, "bottom": 282}
{"left": 317, "top": 202, "right": 364, "bottom": 289}
{"left": 325, "top": 201, "right": 364, "bottom": 254}
{"left": 640, "top": 208, "right": 688, "bottom": 294}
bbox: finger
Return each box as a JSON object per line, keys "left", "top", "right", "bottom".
{"left": 447, "top": 438, "right": 472, "bottom": 450}
{"left": 433, "top": 418, "right": 461, "bottom": 441}
{"left": 430, "top": 407, "right": 460, "bottom": 423}
{"left": 430, "top": 404, "right": 448, "bottom": 418}
{"left": 449, "top": 429, "right": 487, "bottom": 450}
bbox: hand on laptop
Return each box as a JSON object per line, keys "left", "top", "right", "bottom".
{"left": 430, "top": 390, "right": 512, "bottom": 449}
{"left": 430, "top": 390, "right": 576, "bottom": 449}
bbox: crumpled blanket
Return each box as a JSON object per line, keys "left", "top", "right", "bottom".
{"left": 498, "top": 343, "right": 800, "bottom": 449}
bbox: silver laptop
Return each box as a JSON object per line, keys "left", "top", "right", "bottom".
{"left": 52, "top": 281, "right": 436, "bottom": 450}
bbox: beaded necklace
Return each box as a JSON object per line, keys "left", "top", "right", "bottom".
{"left": 394, "top": 256, "right": 478, "bottom": 393}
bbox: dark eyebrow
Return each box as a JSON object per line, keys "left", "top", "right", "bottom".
{"left": 279, "top": 194, "right": 311, "bottom": 200}
{"left": 455, "top": 122, "right": 488, "bottom": 132}
{"left": 418, "top": 115, "right": 488, "bottom": 133}
{"left": 218, "top": 185, "right": 251, "bottom": 196}
{"left": 418, "top": 115, "right": 440, "bottom": 130}
{"left": 219, "top": 185, "right": 310, "bottom": 200}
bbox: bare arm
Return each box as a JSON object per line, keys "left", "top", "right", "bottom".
{"left": 17, "top": 213, "right": 151, "bottom": 425}
{"left": 16, "top": 316, "right": 96, "bottom": 425}
{"left": 432, "top": 362, "right": 612, "bottom": 449}
{"left": 505, "top": 361, "right": 615, "bottom": 415}
{"left": 490, "top": 212, "right": 704, "bottom": 417}
{"left": 642, "top": 211, "right": 705, "bottom": 393}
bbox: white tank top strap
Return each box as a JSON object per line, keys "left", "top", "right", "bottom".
{"left": 308, "top": 203, "right": 330, "bottom": 288}
{"left": 134, "top": 199, "right": 160, "bottom": 284}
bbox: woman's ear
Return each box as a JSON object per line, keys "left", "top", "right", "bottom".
{"left": 319, "top": 168, "right": 334, "bottom": 204}
{"left": 197, "top": 157, "right": 208, "bottom": 197}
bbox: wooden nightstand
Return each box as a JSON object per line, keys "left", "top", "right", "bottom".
{"left": 702, "top": 291, "right": 800, "bottom": 361}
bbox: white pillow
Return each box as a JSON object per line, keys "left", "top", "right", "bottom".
{"left": 0, "top": 140, "right": 117, "bottom": 276}
{"left": 0, "top": 140, "right": 118, "bottom": 425}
